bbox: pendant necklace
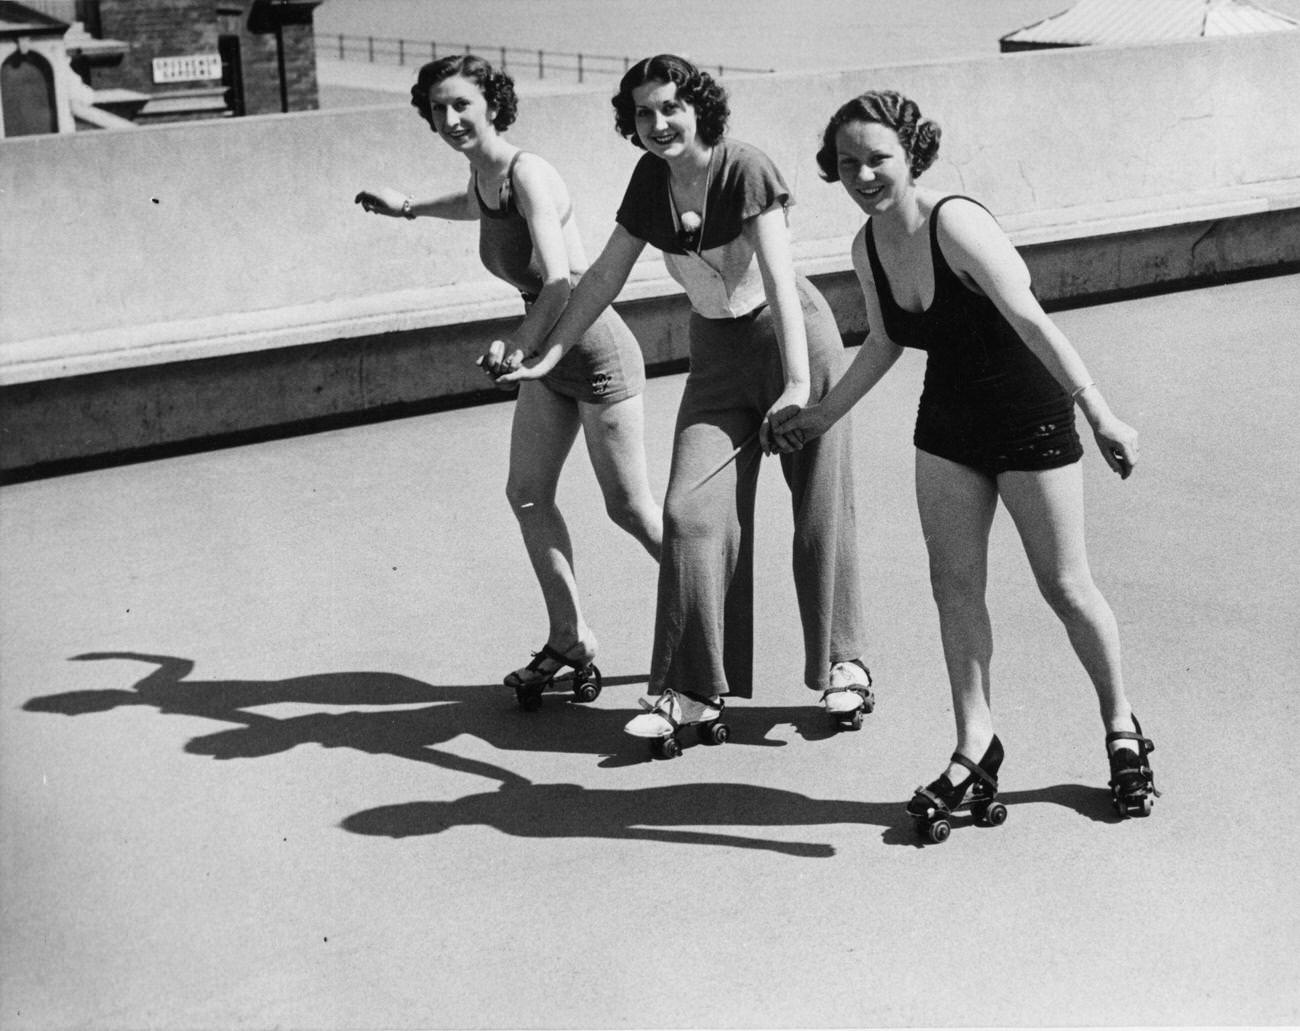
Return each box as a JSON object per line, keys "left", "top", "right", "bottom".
{"left": 669, "top": 146, "right": 714, "bottom": 255}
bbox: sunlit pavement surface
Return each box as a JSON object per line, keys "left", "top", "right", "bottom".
{"left": 3, "top": 275, "right": 1298, "bottom": 1029}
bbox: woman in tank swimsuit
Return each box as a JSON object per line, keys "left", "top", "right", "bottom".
{"left": 771, "top": 91, "right": 1159, "bottom": 830}
{"left": 499, "top": 54, "right": 874, "bottom": 751}
{"left": 355, "top": 55, "right": 661, "bottom": 699}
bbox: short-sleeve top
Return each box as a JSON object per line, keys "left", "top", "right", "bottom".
{"left": 615, "top": 138, "right": 790, "bottom": 319}
{"left": 474, "top": 151, "right": 573, "bottom": 303}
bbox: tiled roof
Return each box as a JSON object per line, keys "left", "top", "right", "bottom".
{"left": 1001, "top": 0, "right": 1299, "bottom": 46}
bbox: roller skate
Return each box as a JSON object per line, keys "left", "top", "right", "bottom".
{"left": 505, "top": 644, "right": 602, "bottom": 711}
{"left": 624, "top": 689, "right": 728, "bottom": 759}
{"left": 907, "top": 736, "right": 1006, "bottom": 844}
{"left": 822, "top": 659, "right": 874, "bottom": 731}
{"left": 1107, "top": 715, "right": 1160, "bottom": 818}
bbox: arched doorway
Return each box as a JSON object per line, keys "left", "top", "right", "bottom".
{"left": 2, "top": 49, "right": 58, "bottom": 137}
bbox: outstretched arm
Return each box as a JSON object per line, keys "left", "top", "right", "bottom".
{"left": 939, "top": 200, "right": 1138, "bottom": 478}
{"left": 354, "top": 182, "right": 475, "bottom": 221}
{"left": 770, "top": 229, "right": 903, "bottom": 452}
{"left": 496, "top": 225, "right": 646, "bottom": 383}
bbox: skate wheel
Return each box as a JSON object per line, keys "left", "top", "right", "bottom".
{"left": 571, "top": 670, "right": 601, "bottom": 703}
{"left": 985, "top": 802, "right": 1008, "bottom": 826}
{"left": 698, "top": 720, "right": 729, "bottom": 745}
{"left": 1139, "top": 796, "right": 1153, "bottom": 816}
{"left": 846, "top": 709, "right": 864, "bottom": 731}
{"left": 926, "top": 819, "right": 951, "bottom": 844}
{"left": 651, "top": 736, "right": 680, "bottom": 759}
{"left": 571, "top": 664, "right": 603, "bottom": 703}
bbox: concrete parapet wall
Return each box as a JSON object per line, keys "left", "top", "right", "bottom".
{"left": 3, "top": 32, "right": 1300, "bottom": 475}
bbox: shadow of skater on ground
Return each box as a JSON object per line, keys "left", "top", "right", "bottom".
{"left": 26, "top": 653, "right": 1120, "bottom": 848}
{"left": 343, "top": 781, "right": 895, "bottom": 856}
{"left": 25, "top": 652, "right": 835, "bottom": 786}
{"left": 342, "top": 779, "right": 1119, "bottom": 853}
{"left": 27, "top": 652, "right": 660, "bottom": 788}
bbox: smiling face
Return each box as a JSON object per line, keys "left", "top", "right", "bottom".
{"left": 631, "top": 79, "right": 704, "bottom": 163}
{"left": 426, "top": 74, "right": 496, "bottom": 152}
{"left": 834, "top": 119, "right": 913, "bottom": 215}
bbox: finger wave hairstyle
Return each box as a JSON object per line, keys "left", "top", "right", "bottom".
{"left": 611, "top": 54, "right": 729, "bottom": 148}
{"left": 815, "top": 90, "right": 941, "bottom": 181}
{"left": 410, "top": 54, "right": 518, "bottom": 132}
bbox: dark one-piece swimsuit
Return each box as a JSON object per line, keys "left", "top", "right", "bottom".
{"left": 866, "top": 195, "right": 1082, "bottom": 476}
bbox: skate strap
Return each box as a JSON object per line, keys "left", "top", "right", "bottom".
{"left": 950, "top": 752, "right": 997, "bottom": 789}
{"left": 639, "top": 689, "right": 722, "bottom": 728}
{"left": 823, "top": 685, "right": 865, "bottom": 698}
{"left": 1105, "top": 729, "right": 1154, "bottom": 755}
{"left": 638, "top": 694, "right": 681, "bottom": 731}
{"left": 533, "top": 643, "right": 595, "bottom": 672}
{"left": 535, "top": 644, "right": 577, "bottom": 665}
{"left": 679, "top": 690, "right": 724, "bottom": 715}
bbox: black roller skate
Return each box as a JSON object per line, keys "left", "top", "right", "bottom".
{"left": 907, "top": 736, "right": 1007, "bottom": 844}
{"left": 505, "top": 644, "right": 602, "bottom": 711}
{"left": 624, "top": 689, "right": 728, "bottom": 759}
{"left": 1106, "top": 715, "right": 1160, "bottom": 818}
{"left": 822, "top": 659, "right": 875, "bottom": 731}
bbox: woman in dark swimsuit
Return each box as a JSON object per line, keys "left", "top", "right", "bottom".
{"left": 771, "top": 91, "right": 1158, "bottom": 834}
{"left": 355, "top": 56, "right": 661, "bottom": 699}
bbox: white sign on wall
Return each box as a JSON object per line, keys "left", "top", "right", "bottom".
{"left": 152, "top": 54, "right": 223, "bottom": 83}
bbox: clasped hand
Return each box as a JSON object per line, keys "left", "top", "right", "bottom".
{"left": 476, "top": 339, "right": 527, "bottom": 391}
{"left": 490, "top": 343, "right": 562, "bottom": 385}
{"left": 760, "top": 384, "right": 816, "bottom": 455}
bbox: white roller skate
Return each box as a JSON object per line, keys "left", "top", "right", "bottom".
{"left": 625, "top": 688, "right": 728, "bottom": 759}
{"left": 822, "top": 659, "right": 874, "bottom": 731}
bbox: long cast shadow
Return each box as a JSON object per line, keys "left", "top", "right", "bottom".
{"left": 26, "top": 652, "right": 809, "bottom": 789}
{"left": 341, "top": 780, "right": 1120, "bottom": 852}
{"left": 25, "top": 654, "right": 1120, "bottom": 851}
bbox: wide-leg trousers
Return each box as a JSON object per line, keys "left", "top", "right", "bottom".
{"left": 649, "top": 277, "right": 867, "bottom": 699}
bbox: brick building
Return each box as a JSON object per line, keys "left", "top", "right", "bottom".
{"left": 0, "top": 0, "right": 321, "bottom": 136}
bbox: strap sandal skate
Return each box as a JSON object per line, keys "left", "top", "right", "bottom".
{"left": 506, "top": 643, "right": 601, "bottom": 711}
{"left": 625, "top": 689, "right": 727, "bottom": 758}
{"left": 1106, "top": 715, "right": 1160, "bottom": 818}
{"left": 824, "top": 659, "right": 874, "bottom": 710}
{"left": 822, "top": 659, "right": 875, "bottom": 727}
{"left": 908, "top": 736, "right": 1006, "bottom": 843}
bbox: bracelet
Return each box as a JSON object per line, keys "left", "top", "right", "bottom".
{"left": 401, "top": 197, "right": 415, "bottom": 220}
{"left": 1070, "top": 381, "right": 1095, "bottom": 400}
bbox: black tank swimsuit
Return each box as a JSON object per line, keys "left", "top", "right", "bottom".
{"left": 866, "top": 195, "right": 1082, "bottom": 477}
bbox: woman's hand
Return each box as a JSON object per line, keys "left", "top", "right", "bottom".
{"left": 766, "top": 401, "right": 832, "bottom": 454}
{"left": 476, "top": 340, "right": 526, "bottom": 391}
{"left": 1090, "top": 413, "right": 1140, "bottom": 479}
{"left": 494, "top": 343, "right": 561, "bottom": 385}
{"left": 354, "top": 187, "right": 409, "bottom": 217}
{"left": 759, "top": 382, "right": 811, "bottom": 454}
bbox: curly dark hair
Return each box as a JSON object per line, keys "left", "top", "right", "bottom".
{"left": 410, "top": 54, "right": 518, "bottom": 132}
{"left": 815, "top": 90, "right": 941, "bottom": 181}
{"left": 611, "top": 54, "right": 729, "bottom": 149}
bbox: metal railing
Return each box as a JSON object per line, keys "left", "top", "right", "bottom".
{"left": 316, "top": 33, "right": 774, "bottom": 83}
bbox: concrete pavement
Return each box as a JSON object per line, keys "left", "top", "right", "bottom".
{"left": 2, "top": 274, "right": 1298, "bottom": 1028}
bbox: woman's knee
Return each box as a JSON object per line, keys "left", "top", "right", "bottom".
{"left": 602, "top": 487, "right": 654, "bottom": 534}
{"left": 505, "top": 474, "right": 557, "bottom": 515}
{"left": 1036, "top": 570, "right": 1101, "bottom": 620}
{"left": 662, "top": 490, "right": 719, "bottom": 542}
